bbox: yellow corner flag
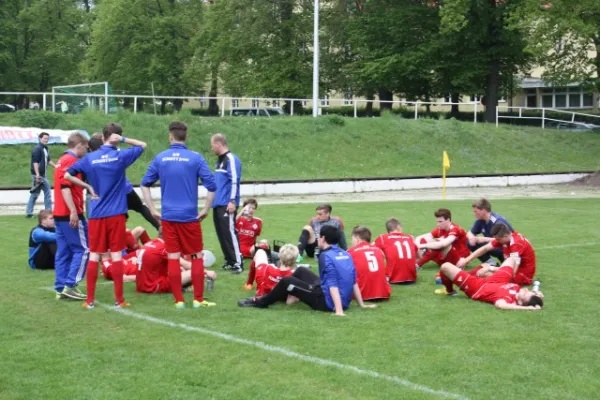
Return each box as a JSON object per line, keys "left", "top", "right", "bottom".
{"left": 443, "top": 151, "right": 450, "bottom": 170}
{"left": 442, "top": 151, "right": 450, "bottom": 200}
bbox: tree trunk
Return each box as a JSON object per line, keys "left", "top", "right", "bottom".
{"left": 160, "top": 100, "right": 166, "bottom": 114}
{"left": 378, "top": 89, "right": 393, "bottom": 111}
{"left": 365, "top": 92, "right": 374, "bottom": 117}
{"left": 173, "top": 98, "right": 183, "bottom": 112}
{"left": 208, "top": 65, "right": 219, "bottom": 116}
{"left": 484, "top": 60, "right": 500, "bottom": 123}
{"left": 450, "top": 93, "right": 460, "bottom": 117}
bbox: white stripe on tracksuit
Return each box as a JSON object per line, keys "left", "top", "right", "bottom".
{"left": 228, "top": 212, "right": 242, "bottom": 265}
{"left": 75, "top": 222, "right": 89, "bottom": 284}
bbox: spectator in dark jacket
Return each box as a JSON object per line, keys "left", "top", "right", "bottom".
{"left": 26, "top": 132, "right": 55, "bottom": 217}
{"left": 29, "top": 209, "right": 57, "bottom": 269}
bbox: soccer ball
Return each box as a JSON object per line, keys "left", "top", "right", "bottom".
{"left": 203, "top": 250, "right": 216, "bottom": 268}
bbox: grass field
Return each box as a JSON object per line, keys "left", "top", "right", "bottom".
{"left": 2, "top": 197, "right": 599, "bottom": 399}
{"left": 1, "top": 110, "right": 599, "bottom": 187}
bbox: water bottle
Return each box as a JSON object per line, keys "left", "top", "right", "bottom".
{"left": 206, "top": 277, "right": 214, "bottom": 292}
{"left": 532, "top": 280, "right": 540, "bottom": 293}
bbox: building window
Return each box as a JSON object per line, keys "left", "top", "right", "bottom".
{"left": 320, "top": 95, "right": 329, "bottom": 107}
{"left": 444, "top": 94, "right": 451, "bottom": 103}
{"left": 272, "top": 100, "right": 280, "bottom": 108}
{"left": 583, "top": 92, "right": 594, "bottom": 107}
{"left": 470, "top": 94, "right": 480, "bottom": 102}
{"left": 542, "top": 94, "right": 553, "bottom": 108}
{"left": 231, "top": 98, "right": 239, "bottom": 108}
{"left": 343, "top": 91, "right": 353, "bottom": 106}
{"left": 569, "top": 93, "right": 581, "bottom": 108}
{"left": 252, "top": 98, "right": 259, "bottom": 108}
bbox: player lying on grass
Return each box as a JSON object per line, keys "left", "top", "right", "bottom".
{"left": 239, "top": 226, "right": 376, "bottom": 317}
{"left": 467, "top": 198, "right": 514, "bottom": 265}
{"left": 101, "top": 230, "right": 217, "bottom": 293}
{"left": 438, "top": 258, "right": 544, "bottom": 311}
{"left": 239, "top": 244, "right": 295, "bottom": 299}
{"left": 373, "top": 218, "right": 418, "bottom": 285}
{"left": 296, "top": 204, "right": 347, "bottom": 262}
{"left": 124, "top": 225, "right": 151, "bottom": 254}
{"left": 348, "top": 225, "right": 391, "bottom": 301}
{"left": 457, "top": 223, "right": 536, "bottom": 286}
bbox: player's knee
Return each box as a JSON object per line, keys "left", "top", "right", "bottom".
{"left": 440, "top": 262, "right": 454, "bottom": 274}
{"left": 303, "top": 225, "right": 313, "bottom": 234}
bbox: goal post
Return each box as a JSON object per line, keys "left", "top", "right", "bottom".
{"left": 52, "top": 82, "right": 111, "bottom": 114}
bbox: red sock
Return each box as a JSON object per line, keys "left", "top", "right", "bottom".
{"left": 191, "top": 257, "right": 205, "bottom": 302}
{"left": 112, "top": 260, "right": 125, "bottom": 304}
{"left": 140, "top": 231, "right": 151, "bottom": 244}
{"left": 168, "top": 259, "right": 184, "bottom": 303}
{"left": 246, "top": 260, "right": 256, "bottom": 286}
{"left": 86, "top": 260, "right": 98, "bottom": 303}
{"left": 440, "top": 272, "right": 455, "bottom": 293}
{"left": 418, "top": 250, "right": 440, "bottom": 267}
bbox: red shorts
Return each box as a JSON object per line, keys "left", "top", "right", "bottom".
{"left": 452, "top": 270, "right": 483, "bottom": 299}
{"left": 137, "top": 277, "right": 171, "bottom": 294}
{"left": 162, "top": 220, "right": 203, "bottom": 255}
{"left": 89, "top": 215, "right": 126, "bottom": 253}
{"left": 513, "top": 272, "right": 532, "bottom": 286}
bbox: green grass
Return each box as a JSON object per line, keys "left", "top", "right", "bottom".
{"left": 1, "top": 198, "right": 599, "bottom": 399}
{"left": 0, "top": 110, "right": 599, "bottom": 187}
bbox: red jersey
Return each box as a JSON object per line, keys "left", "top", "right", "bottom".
{"left": 431, "top": 223, "right": 470, "bottom": 258}
{"left": 53, "top": 151, "right": 84, "bottom": 217}
{"left": 374, "top": 233, "right": 418, "bottom": 283}
{"left": 491, "top": 231, "right": 536, "bottom": 285}
{"left": 101, "top": 252, "right": 139, "bottom": 280}
{"left": 254, "top": 263, "right": 292, "bottom": 296}
{"left": 236, "top": 216, "right": 263, "bottom": 258}
{"left": 348, "top": 242, "right": 391, "bottom": 301}
{"left": 454, "top": 266, "right": 520, "bottom": 305}
{"left": 136, "top": 239, "right": 169, "bottom": 293}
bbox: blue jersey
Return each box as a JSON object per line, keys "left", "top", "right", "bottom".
{"left": 470, "top": 212, "right": 514, "bottom": 237}
{"left": 318, "top": 245, "right": 356, "bottom": 311}
{"left": 141, "top": 143, "right": 216, "bottom": 223}
{"left": 124, "top": 178, "right": 134, "bottom": 194}
{"left": 68, "top": 145, "right": 144, "bottom": 219}
{"left": 28, "top": 225, "right": 56, "bottom": 269}
{"left": 213, "top": 151, "right": 242, "bottom": 207}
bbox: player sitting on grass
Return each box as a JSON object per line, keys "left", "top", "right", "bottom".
{"left": 374, "top": 218, "right": 418, "bottom": 285}
{"left": 437, "top": 257, "right": 543, "bottom": 311}
{"left": 457, "top": 223, "right": 536, "bottom": 286}
{"left": 28, "top": 209, "right": 57, "bottom": 270}
{"left": 239, "top": 226, "right": 376, "bottom": 317}
{"left": 239, "top": 244, "right": 295, "bottom": 300}
{"left": 296, "top": 203, "right": 347, "bottom": 262}
{"left": 236, "top": 198, "right": 263, "bottom": 259}
{"left": 466, "top": 198, "right": 514, "bottom": 265}
{"left": 348, "top": 225, "right": 391, "bottom": 301}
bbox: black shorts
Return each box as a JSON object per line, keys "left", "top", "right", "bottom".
{"left": 305, "top": 242, "right": 317, "bottom": 258}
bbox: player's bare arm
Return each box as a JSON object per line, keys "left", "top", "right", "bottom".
{"left": 108, "top": 134, "right": 147, "bottom": 149}
{"left": 64, "top": 172, "right": 98, "bottom": 199}
{"left": 420, "top": 235, "right": 456, "bottom": 250}
{"left": 352, "top": 284, "right": 377, "bottom": 309}
{"left": 494, "top": 300, "right": 542, "bottom": 311}
{"left": 458, "top": 242, "right": 494, "bottom": 267}
{"left": 198, "top": 191, "right": 215, "bottom": 221}
{"left": 61, "top": 187, "right": 79, "bottom": 228}
{"left": 140, "top": 186, "right": 161, "bottom": 221}
{"left": 329, "top": 286, "right": 345, "bottom": 316}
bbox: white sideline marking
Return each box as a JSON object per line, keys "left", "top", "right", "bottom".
{"left": 41, "top": 287, "right": 468, "bottom": 400}
{"left": 537, "top": 242, "right": 599, "bottom": 250}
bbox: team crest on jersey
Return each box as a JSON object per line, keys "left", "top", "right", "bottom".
{"left": 457, "top": 276, "right": 463, "bottom": 282}
{"left": 252, "top": 224, "right": 258, "bottom": 229}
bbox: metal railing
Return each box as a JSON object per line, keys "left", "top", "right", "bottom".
{"left": 0, "top": 91, "right": 480, "bottom": 122}
{"left": 496, "top": 106, "right": 600, "bottom": 129}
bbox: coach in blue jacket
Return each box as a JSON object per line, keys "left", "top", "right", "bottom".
{"left": 28, "top": 210, "right": 57, "bottom": 270}
{"left": 210, "top": 133, "right": 243, "bottom": 274}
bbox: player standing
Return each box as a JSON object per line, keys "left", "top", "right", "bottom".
{"left": 141, "top": 121, "right": 216, "bottom": 309}
{"left": 348, "top": 226, "right": 391, "bottom": 301}
{"left": 53, "top": 132, "right": 89, "bottom": 300}
{"left": 65, "top": 123, "right": 146, "bottom": 309}
{"left": 374, "top": 218, "right": 418, "bottom": 284}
